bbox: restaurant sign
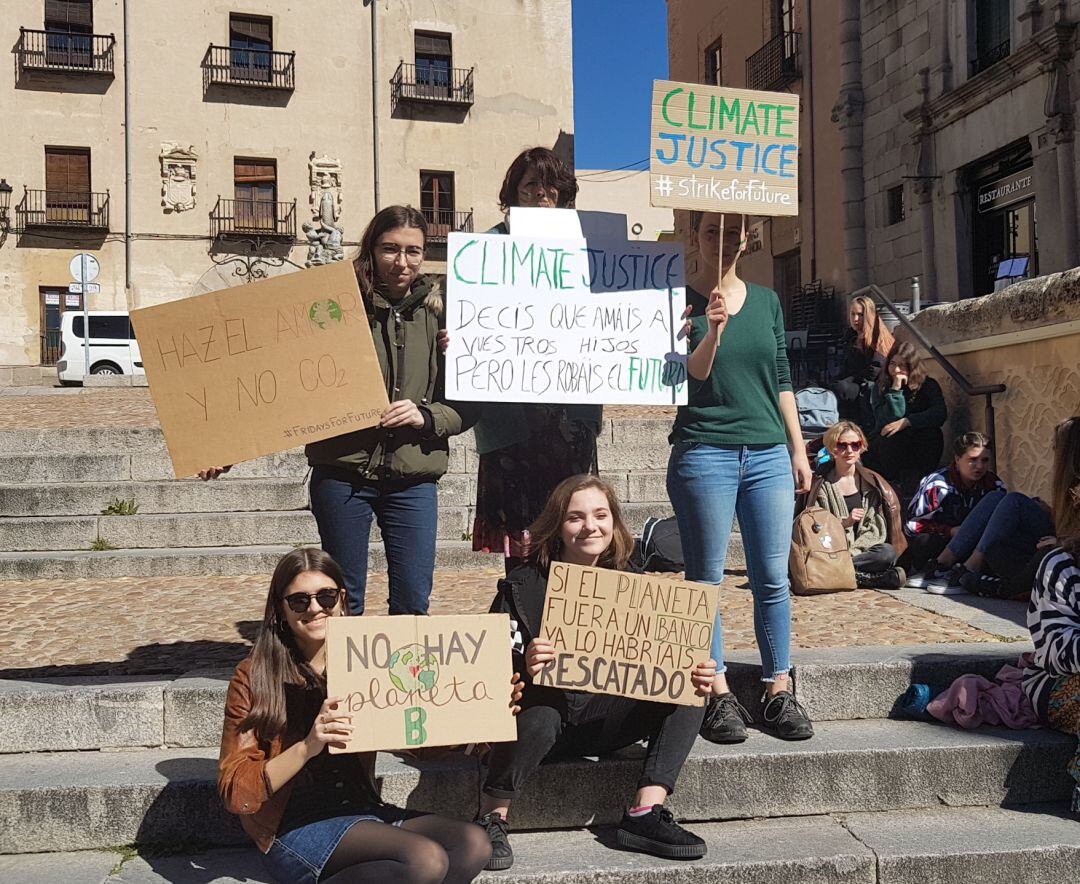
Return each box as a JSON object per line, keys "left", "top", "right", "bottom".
{"left": 978, "top": 169, "right": 1034, "bottom": 214}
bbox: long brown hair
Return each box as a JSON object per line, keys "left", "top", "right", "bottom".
{"left": 240, "top": 548, "right": 346, "bottom": 741}
{"left": 880, "top": 341, "right": 928, "bottom": 393}
{"left": 353, "top": 205, "right": 427, "bottom": 300}
{"left": 526, "top": 475, "right": 635, "bottom": 572}
{"left": 850, "top": 294, "right": 895, "bottom": 361}
{"left": 498, "top": 146, "right": 578, "bottom": 212}
{"left": 1051, "top": 416, "right": 1080, "bottom": 555}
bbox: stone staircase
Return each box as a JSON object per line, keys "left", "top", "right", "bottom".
{"left": 0, "top": 643, "right": 1078, "bottom": 882}
{"left": 0, "top": 419, "right": 738, "bottom": 580}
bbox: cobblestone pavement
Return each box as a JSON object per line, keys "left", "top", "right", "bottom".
{"left": 0, "top": 387, "right": 675, "bottom": 430}
{"left": 0, "top": 569, "right": 997, "bottom": 678}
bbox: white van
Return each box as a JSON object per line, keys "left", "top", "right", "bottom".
{"left": 57, "top": 311, "right": 144, "bottom": 384}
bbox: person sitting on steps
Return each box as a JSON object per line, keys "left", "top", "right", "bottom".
{"left": 903, "top": 431, "right": 1007, "bottom": 594}
{"left": 473, "top": 474, "right": 715, "bottom": 871}
{"left": 800, "top": 420, "right": 907, "bottom": 590}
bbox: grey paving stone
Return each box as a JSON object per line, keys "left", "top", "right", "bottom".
{"left": 0, "top": 850, "right": 119, "bottom": 884}
{"left": 888, "top": 587, "right": 1030, "bottom": 640}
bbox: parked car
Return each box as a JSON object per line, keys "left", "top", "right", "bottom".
{"left": 56, "top": 311, "right": 144, "bottom": 384}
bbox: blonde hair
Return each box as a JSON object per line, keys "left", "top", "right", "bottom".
{"left": 824, "top": 420, "right": 869, "bottom": 457}
{"left": 1051, "top": 417, "right": 1080, "bottom": 555}
{"left": 850, "top": 295, "right": 896, "bottom": 361}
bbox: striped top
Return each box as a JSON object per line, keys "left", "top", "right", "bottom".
{"left": 1022, "top": 547, "right": 1080, "bottom": 719}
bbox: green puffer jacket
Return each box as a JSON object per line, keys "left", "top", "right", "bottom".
{"left": 305, "top": 276, "right": 477, "bottom": 484}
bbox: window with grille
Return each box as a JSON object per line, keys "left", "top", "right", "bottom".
{"left": 971, "top": 0, "right": 1011, "bottom": 74}
{"left": 229, "top": 14, "right": 273, "bottom": 82}
{"left": 44, "top": 0, "right": 93, "bottom": 67}
{"left": 234, "top": 158, "right": 277, "bottom": 231}
{"left": 420, "top": 171, "right": 456, "bottom": 233}
{"left": 415, "top": 31, "right": 452, "bottom": 97}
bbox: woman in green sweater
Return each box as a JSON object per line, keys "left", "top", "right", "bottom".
{"left": 667, "top": 212, "right": 814, "bottom": 745}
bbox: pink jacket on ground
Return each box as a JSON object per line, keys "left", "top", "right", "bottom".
{"left": 927, "top": 654, "right": 1039, "bottom": 730}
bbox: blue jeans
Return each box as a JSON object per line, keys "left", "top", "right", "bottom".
{"left": 310, "top": 466, "right": 438, "bottom": 615}
{"left": 947, "top": 490, "right": 1055, "bottom": 565}
{"left": 265, "top": 809, "right": 408, "bottom": 884}
{"left": 667, "top": 442, "right": 795, "bottom": 680}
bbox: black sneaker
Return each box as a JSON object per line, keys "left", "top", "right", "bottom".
{"left": 856, "top": 566, "right": 906, "bottom": 590}
{"left": 475, "top": 811, "right": 513, "bottom": 871}
{"left": 759, "top": 690, "right": 814, "bottom": 740}
{"left": 616, "top": 805, "right": 707, "bottom": 860}
{"left": 959, "top": 569, "right": 1008, "bottom": 598}
{"left": 699, "top": 692, "right": 751, "bottom": 744}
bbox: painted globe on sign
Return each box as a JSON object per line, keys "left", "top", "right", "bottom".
{"left": 388, "top": 644, "right": 440, "bottom": 693}
{"left": 309, "top": 298, "right": 344, "bottom": 329}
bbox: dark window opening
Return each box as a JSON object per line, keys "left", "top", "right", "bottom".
{"left": 420, "top": 171, "right": 455, "bottom": 234}
{"left": 72, "top": 315, "right": 136, "bottom": 340}
{"left": 886, "top": 185, "right": 905, "bottom": 226}
{"left": 704, "top": 38, "right": 722, "bottom": 85}
{"left": 229, "top": 14, "right": 273, "bottom": 82}
{"left": 971, "top": 0, "right": 1011, "bottom": 74}
{"left": 44, "top": 0, "right": 93, "bottom": 67}
{"left": 234, "top": 158, "right": 277, "bottom": 231}
{"left": 40, "top": 287, "right": 81, "bottom": 365}
{"left": 414, "top": 31, "right": 452, "bottom": 97}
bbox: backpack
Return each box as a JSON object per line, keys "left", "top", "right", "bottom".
{"left": 789, "top": 506, "right": 857, "bottom": 595}
{"left": 795, "top": 386, "right": 839, "bottom": 440}
{"left": 637, "top": 516, "right": 685, "bottom": 573}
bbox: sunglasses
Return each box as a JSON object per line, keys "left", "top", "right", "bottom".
{"left": 283, "top": 588, "right": 342, "bottom": 614}
{"left": 836, "top": 441, "right": 864, "bottom": 452}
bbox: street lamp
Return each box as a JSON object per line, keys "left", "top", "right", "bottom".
{"left": 0, "top": 179, "right": 12, "bottom": 232}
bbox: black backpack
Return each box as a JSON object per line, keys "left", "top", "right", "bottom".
{"left": 636, "top": 516, "right": 685, "bottom": 573}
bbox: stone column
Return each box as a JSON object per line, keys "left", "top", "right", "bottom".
{"left": 831, "top": 0, "right": 868, "bottom": 291}
{"left": 1042, "top": 38, "right": 1079, "bottom": 267}
{"left": 911, "top": 69, "right": 940, "bottom": 300}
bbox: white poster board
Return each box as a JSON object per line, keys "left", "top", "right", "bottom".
{"left": 445, "top": 232, "right": 687, "bottom": 405}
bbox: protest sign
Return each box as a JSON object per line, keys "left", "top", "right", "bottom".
{"left": 536, "top": 563, "right": 719, "bottom": 706}
{"left": 445, "top": 232, "right": 687, "bottom": 405}
{"left": 509, "top": 207, "right": 629, "bottom": 241}
{"left": 649, "top": 79, "right": 799, "bottom": 216}
{"left": 325, "top": 614, "right": 517, "bottom": 753}
{"left": 130, "top": 262, "right": 388, "bottom": 478}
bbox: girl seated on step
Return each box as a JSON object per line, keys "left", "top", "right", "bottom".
{"left": 473, "top": 474, "right": 715, "bottom": 871}
{"left": 1022, "top": 416, "right": 1080, "bottom": 813}
{"left": 799, "top": 421, "right": 908, "bottom": 590}
{"left": 219, "top": 547, "right": 509, "bottom": 884}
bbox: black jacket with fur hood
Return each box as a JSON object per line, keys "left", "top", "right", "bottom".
{"left": 306, "top": 275, "right": 477, "bottom": 484}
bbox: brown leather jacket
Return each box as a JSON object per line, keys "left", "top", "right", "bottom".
{"left": 798, "top": 463, "right": 908, "bottom": 558}
{"left": 218, "top": 657, "right": 378, "bottom": 853}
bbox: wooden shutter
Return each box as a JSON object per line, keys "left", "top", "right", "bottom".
{"left": 415, "top": 32, "right": 451, "bottom": 56}
{"left": 234, "top": 159, "right": 276, "bottom": 184}
{"left": 45, "top": 0, "right": 93, "bottom": 29}
{"left": 46, "top": 147, "right": 91, "bottom": 192}
{"left": 230, "top": 15, "right": 272, "bottom": 44}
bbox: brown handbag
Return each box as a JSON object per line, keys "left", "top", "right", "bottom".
{"left": 789, "top": 505, "right": 858, "bottom": 595}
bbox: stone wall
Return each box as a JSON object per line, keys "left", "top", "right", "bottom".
{"left": 908, "top": 269, "right": 1080, "bottom": 498}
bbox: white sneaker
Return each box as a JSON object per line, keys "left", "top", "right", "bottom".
{"left": 924, "top": 567, "right": 964, "bottom": 595}
{"left": 905, "top": 571, "right": 929, "bottom": 589}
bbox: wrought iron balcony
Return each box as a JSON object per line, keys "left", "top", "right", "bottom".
{"left": 16, "top": 28, "right": 115, "bottom": 77}
{"left": 202, "top": 45, "right": 295, "bottom": 90}
{"left": 746, "top": 31, "right": 801, "bottom": 92}
{"left": 422, "top": 208, "right": 474, "bottom": 244}
{"left": 210, "top": 197, "right": 296, "bottom": 240}
{"left": 16, "top": 189, "right": 110, "bottom": 230}
{"left": 970, "top": 39, "right": 1011, "bottom": 76}
{"left": 391, "top": 61, "right": 474, "bottom": 109}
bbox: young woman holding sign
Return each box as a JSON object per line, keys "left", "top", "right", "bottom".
{"left": 475, "top": 474, "right": 716, "bottom": 870}
{"left": 219, "top": 547, "right": 512, "bottom": 884}
{"left": 667, "top": 211, "right": 814, "bottom": 745}
{"left": 469, "top": 147, "right": 603, "bottom": 573}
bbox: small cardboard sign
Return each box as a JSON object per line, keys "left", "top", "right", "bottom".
{"left": 445, "top": 232, "right": 687, "bottom": 405}
{"left": 536, "top": 563, "right": 719, "bottom": 706}
{"left": 130, "top": 262, "right": 389, "bottom": 478}
{"left": 325, "top": 614, "right": 517, "bottom": 753}
{"left": 649, "top": 79, "right": 800, "bottom": 216}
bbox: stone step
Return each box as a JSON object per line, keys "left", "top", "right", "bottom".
{"left": 0, "top": 449, "right": 312, "bottom": 483}
{"left": 0, "top": 720, "right": 1071, "bottom": 853}
{"left": 0, "top": 500, "right": 676, "bottom": 552}
{"left": 9, "top": 805, "right": 1077, "bottom": 884}
{"left": 0, "top": 643, "right": 1029, "bottom": 753}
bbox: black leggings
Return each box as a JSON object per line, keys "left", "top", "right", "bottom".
{"left": 853, "top": 543, "right": 897, "bottom": 573}
{"left": 320, "top": 815, "right": 490, "bottom": 884}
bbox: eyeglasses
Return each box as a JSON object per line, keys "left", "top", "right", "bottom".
{"left": 836, "top": 441, "right": 864, "bottom": 452}
{"left": 376, "top": 244, "right": 424, "bottom": 267}
{"left": 283, "top": 588, "right": 342, "bottom": 614}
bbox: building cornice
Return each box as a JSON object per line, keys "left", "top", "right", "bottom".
{"left": 903, "top": 21, "right": 1077, "bottom": 130}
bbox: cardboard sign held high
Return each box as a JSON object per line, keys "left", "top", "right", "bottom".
{"left": 325, "top": 614, "right": 517, "bottom": 753}
{"left": 537, "top": 563, "right": 719, "bottom": 707}
{"left": 649, "top": 79, "right": 800, "bottom": 216}
{"left": 130, "top": 262, "right": 388, "bottom": 478}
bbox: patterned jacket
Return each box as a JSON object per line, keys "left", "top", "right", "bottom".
{"left": 904, "top": 464, "right": 1005, "bottom": 537}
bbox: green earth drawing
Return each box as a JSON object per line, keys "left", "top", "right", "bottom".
{"left": 309, "top": 299, "right": 344, "bottom": 329}
{"left": 388, "top": 644, "right": 440, "bottom": 693}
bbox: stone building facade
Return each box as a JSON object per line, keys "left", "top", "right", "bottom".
{"left": 666, "top": 0, "right": 1080, "bottom": 309}
{"left": 0, "top": 0, "right": 573, "bottom": 373}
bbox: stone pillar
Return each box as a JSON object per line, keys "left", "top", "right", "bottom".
{"left": 831, "top": 0, "right": 868, "bottom": 292}
{"left": 1042, "top": 34, "right": 1079, "bottom": 268}
{"left": 930, "top": 0, "right": 953, "bottom": 97}
{"left": 943, "top": 171, "right": 973, "bottom": 300}
{"left": 1018, "top": 1, "right": 1045, "bottom": 41}
{"left": 911, "top": 69, "right": 939, "bottom": 301}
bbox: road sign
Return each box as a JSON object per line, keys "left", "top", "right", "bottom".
{"left": 70, "top": 254, "right": 100, "bottom": 284}
{"left": 68, "top": 283, "right": 101, "bottom": 294}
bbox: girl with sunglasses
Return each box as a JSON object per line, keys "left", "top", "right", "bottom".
{"left": 800, "top": 421, "right": 907, "bottom": 589}
{"left": 219, "top": 547, "right": 498, "bottom": 884}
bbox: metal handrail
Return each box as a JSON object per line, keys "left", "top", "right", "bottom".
{"left": 746, "top": 31, "right": 801, "bottom": 92}
{"left": 16, "top": 28, "right": 116, "bottom": 76}
{"left": 210, "top": 197, "right": 297, "bottom": 239}
{"left": 851, "top": 284, "right": 1006, "bottom": 467}
{"left": 421, "top": 208, "right": 474, "bottom": 243}
{"left": 391, "top": 60, "right": 475, "bottom": 107}
{"left": 16, "top": 188, "right": 111, "bottom": 229}
{"left": 202, "top": 44, "right": 296, "bottom": 90}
